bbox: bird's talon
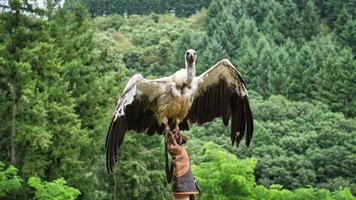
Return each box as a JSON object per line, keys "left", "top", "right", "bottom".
{"left": 172, "top": 127, "right": 180, "bottom": 134}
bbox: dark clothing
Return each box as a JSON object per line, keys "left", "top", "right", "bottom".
{"left": 173, "top": 168, "right": 198, "bottom": 193}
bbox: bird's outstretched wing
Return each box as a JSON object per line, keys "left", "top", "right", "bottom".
{"left": 188, "top": 59, "right": 254, "bottom": 147}
{"left": 105, "top": 74, "right": 171, "bottom": 174}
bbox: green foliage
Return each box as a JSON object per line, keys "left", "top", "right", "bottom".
{"left": 199, "top": 0, "right": 356, "bottom": 117}
{"left": 0, "top": 0, "right": 355, "bottom": 199}
{"left": 300, "top": 0, "right": 321, "bottom": 41}
{"left": 254, "top": 185, "right": 356, "bottom": 200}
{"left": 28, "top": 177, "right": 80, "bottom": 200}
{"left": 74, "top": 0, "right": 211, "bottom": 17}
{"left": 0, "top": 1, "right": 124, "bottom": 199}
{"left": 0, "top": 1, "right": 88, "bottom": 188}
{"left": 110, "top": 134, "right": 170, "bottom": 200}
{"left": 86, "top": 0, "right": 356, "bottom": 118}
{"left": 193, "top": 142, "right": 356, "bottom": 200}
{"left": 313, "top": 47, "right": 355, "bottom": 117}
{"left": 334, "top": 7, "right": 356, "bottom": 53}
{"left": 193, "top": 142, "right": 257, "bottom": 199}
{"left": 187, "top": 94, "right": 356, "bottom": 194}
{"left": 93, "top": 14, "right": 203, "bottom": 77}
{"left": 0, "top": 162, "right": 22, "bottom": 197}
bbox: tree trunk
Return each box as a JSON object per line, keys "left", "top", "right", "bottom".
{"left": 10, "top": 2, "right": 20, "bottom": 165}
{"left": 11, "top": 80, "right": 17, "bottom": 164}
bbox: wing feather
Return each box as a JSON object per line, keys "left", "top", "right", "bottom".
{"left": 243, "top": 96, "right": 253, "bottom": 146}
{"left": 234, "top": 95, "right": 246, "bottom": 147}
{"left": 106, "top": 115, "right": 127, "bottom": 174}
{"left": 105, "top": 74, "right": 171, "bottom": 174}
{"left": 188, "top": 59, "right": 253, "bottom": 147}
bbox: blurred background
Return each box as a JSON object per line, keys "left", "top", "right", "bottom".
{"left": 0, "top": 0, "right": 355, "bottom": 199}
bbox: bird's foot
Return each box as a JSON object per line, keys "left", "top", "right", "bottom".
{"left": 172, "top": 126, "right": 180, "bottom": 135}
{"left": 174, "top": 131, "right": 188, "bottom": 145}
{"left": 172, "top": 126, "right": 182, "bottom": 143}
{"left": 164, "top": 126, "right": 172, "bottom": 142}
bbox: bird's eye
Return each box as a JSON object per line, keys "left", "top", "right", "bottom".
{"left": 194, "top": 53, "right": 196, "bottom": 55}
{"left": 186, "top": 52, "right": 189, "bottom": 55}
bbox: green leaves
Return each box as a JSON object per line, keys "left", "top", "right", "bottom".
{"left": 192, "top": 143, "right": 356, "bottom": 200}
{"left": 192, "top": 142, "right": 257, "bottom": 199}
{"left": 0, "top": 0, "right": 355, "bottom": 199}
{"left": 111, "top": 134, "right": 170, "bottom": 200}
{"left": 76, "top": 0, "right": 211, "bottom": 17}
{"left": 28, "top": 177, "right": 80, "bottom": 200}
{"left": 0, "top": 162, "right": 22, "bottom": 197}
{"left": 186, "top": 94, "right": 356, "bottom": 194}
{"left": 313, "top": 48, "right": 356, "bottom": 117}
{"left": 252, "top": 95, "right": 356, "bottom": 189}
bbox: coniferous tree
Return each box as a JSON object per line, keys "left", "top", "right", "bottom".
{"left": 204, "top": 0, "right": 240, "bottom": 57}
{"left": 198, "top": 37, "right": 228, "bottom": 73}
{"left": 260, "top": 11, "right": 285, "bottom": 44}
{"left": 313, "top": 48, "right": 356, "bottom": 117}
{"left": 279, "top": 0, "right": 303, "bottom": 43}
{"left": 254, "top": 35, "right": 276, "bottom": 97}
{"left": 286, "top": 44, "right": 316, "bottom": 100}
{"left": 315, "top": 0, "right": 354, "bottom": 28}
{"left": 301, "top": 0, "right": 321, "bottom": 41}
{"left": 1, "top": 0, "right": 356, "bottom": 198}
{"left": 267, "top": 41, "right": 298, "bottom": 96}
{"left": 0, "top": 2, "right": 89, "bottom": 199}
{"left": 234, "top": 36, "right": 259, "bottom": 90}
{"left": 48, "top": 3, "right": 127, "bottom": 198}
{"left": 334, "top": 7, "right": 356, "bottom": 53}
{"left": 171, "top": 31, "right": 203, "bottom": 71}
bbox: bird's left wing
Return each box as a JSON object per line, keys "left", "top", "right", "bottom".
{"left": 188, "top": 59, "right": 254, "bottom": 147}
{"left": 106, "top": 74, "right": 171, "bottom": 174}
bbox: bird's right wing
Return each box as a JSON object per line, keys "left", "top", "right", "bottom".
{"left": 105, "top": 74, "right": 171, "bottom": 174}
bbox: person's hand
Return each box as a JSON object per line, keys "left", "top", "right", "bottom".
{"left": 165, "top": 132, "right": 190, "bottom": 177}
{"left": 167, "top": 132, "right": 181, "bottom": 157}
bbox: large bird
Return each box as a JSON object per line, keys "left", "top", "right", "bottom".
{"left": 106, "top": 49, "right": 253, "bottom": 173}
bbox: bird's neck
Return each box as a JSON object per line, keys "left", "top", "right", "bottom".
{"left": 186, "top": 64, "right": 195, "bottom": 85}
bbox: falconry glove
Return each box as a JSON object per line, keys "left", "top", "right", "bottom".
{"left": 166, "top": 132, "right": 201, "bottom": 200}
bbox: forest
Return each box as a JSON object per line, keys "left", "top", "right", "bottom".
{"left": 0, "top": 0, "right": 355, "bottom": 199}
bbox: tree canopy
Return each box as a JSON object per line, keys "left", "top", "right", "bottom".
{"left": 0, "top": 0, "right": 355, "bottom": 199}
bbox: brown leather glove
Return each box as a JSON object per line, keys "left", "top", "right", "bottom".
{"left": 166, "top": 132, "right": 190, "bottom": 177}
{"left": 166, "top": 132, "right": 200, "bottom": 199}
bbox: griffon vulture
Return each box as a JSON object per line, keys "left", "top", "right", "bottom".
{"left": 106, "top": 49, "right": 253, "bottom": 173}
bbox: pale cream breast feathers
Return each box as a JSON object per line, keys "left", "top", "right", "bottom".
{"left": 171, "top": 69, "right": 187, "bottom": 87}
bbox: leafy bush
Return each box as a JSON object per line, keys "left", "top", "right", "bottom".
{"left": 0, "top": 162, "right": 22, "bottom": 197}
{"left": 192, "top": 143, "right": 356, "bottom": 200}
{"left": 28, "top": 177, "right": 81, "bottom": 200}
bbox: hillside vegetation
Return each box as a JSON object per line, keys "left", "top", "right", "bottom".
{"left": 0, "top": 0, "right": 355, "bottom": 199}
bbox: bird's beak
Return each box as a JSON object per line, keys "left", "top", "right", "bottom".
{"left": 186, "top": 54, "right": 195, "bottom": 65}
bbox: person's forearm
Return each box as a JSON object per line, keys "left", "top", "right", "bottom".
{"left": 173, "top": 194, "right": 189, "bottom": 200}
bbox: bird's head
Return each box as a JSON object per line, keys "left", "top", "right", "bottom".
{"left": 185, "top": 49, "right": 197, "bottom": 67}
